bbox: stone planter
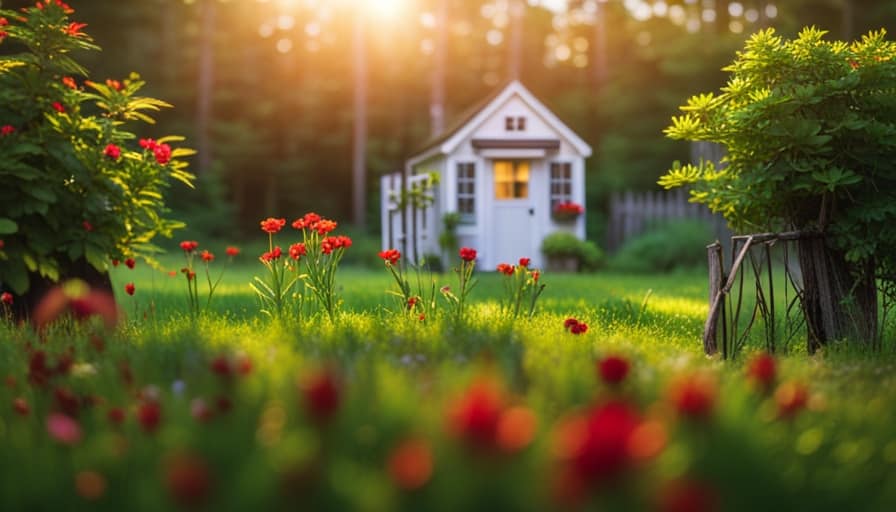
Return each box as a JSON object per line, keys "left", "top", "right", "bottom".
{"left": 546, "top": 255, "right": 579, "bottom": 272}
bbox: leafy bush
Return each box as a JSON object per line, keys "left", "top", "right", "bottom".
{"left": 0, "top": 3, "right": 193, "bottom": 295}
{"left": 541, "top": 232, "right": 604, "bottom": 271}
{"left": 608, "top": 220, "right": 713, "bottom": 273}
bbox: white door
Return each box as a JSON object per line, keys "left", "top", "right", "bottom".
{"left": 492, "top": 160, "right": 534, "bottom": 265}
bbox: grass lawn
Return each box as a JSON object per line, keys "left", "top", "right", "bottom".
{"left": 1, "top": 258, "right": 895, "bottom": 511}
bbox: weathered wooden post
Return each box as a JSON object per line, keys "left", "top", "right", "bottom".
{"left": 704, "top": 242, "right": 724, "bottom": 355}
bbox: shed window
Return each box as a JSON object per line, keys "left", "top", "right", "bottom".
{"left": 516, "top": 116, "right": 526, "bottom": 130}
{"left": 504, "top": 116, "right": 515, "bottom": 131}
{"left": 457, "top": 162, "right": 476, "bottom": 223}
{"left": 494, "top": 160, "right": 530, "bottom": 199}
{"left": 549, "top": 162, "right": 573, "bottom": 207}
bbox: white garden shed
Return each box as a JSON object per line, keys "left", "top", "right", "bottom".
{"left": 380, "top": 80, "right": 592, "bottom": 270}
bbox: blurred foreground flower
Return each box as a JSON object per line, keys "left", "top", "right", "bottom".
{"left": 33, "top": 280, "right": 119, "bottom": 330}
{"left": 668, "top": 374, "right": 716, "bottom": 420}
{"left": 597, "top": 355, "right": 630, "bottom": 385}
{"left": 165, "top": 452, "right": 212, "bottom": 508}
{"left": 387, "top": 437, "right": 434, "bottom": 491}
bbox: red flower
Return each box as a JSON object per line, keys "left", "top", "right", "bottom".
{"left": 13, "top": 397, "right": 30, "bottom": 416}
{"left": 0, "top": 17, "right": 7, "bottom": 26}
{"left": 775, "top": 382, "right": 809, "bottom": 420}
{"left": 1, "top": 124, "right": 15, "bottom": 136}
{"left": 47, "top": 412, "right": 82, "bottom": 445}
{"left": 261, "top": 246, "right": 282, "bottom": 262}
{"left": 153, "top": 143, "right": 172, "bottom": 165}
{"left": 62, "top": 76, "right": 77, "bottom": 89}
{"left": 54, "top": 386, "right": 80, "bottom": 416}
{"left": 210, "top": 356, "right": 232, "bottom": 377}
{"left": 379, "top": 249, "right": 401, "bottom": 265}
{"left": 669, "top": 374, "right": 716, "bottom": 420}
{"left": 289, "top": 243, "right": 306, "bottom": 260}
{"left": 137, "top": 401, "right": 162, "bottom": 433}
{"left": 107, "top": 407, "right": 125, "bottom": 425}
{"left": 105, "top": 78, "right": 122, "bottom": 91}
{"left": 1, "top": 292, "right": 12, "bottom": 305}
{"left": 570, "top": 321, "right": 589, "bottom": 334}
{"left": 563, "top": 317, "right": 579, "bottom": 330}
{"left": 111, "top": 259, "right": 119, "bottom": 267}
{"left": 225, "top": 246, "right": 240, "bottom": 257}
{"left": 124, "top": 283, "right": 135, "bottom": 296}
{"left": 28, "top": 350, "right": 52, "bottom": 387}
{"left": 165, "top": 453, "right": 212, "bottom": 508}
{"left": 64, "top": 21, "right": 88, "bottom": 37}
{"left": 103, "top": 143, "right": 121, "bottom": 160}
{"left": 39, "top": 0, "right": 74, "bottom": 14}
{"left": 0, "top": 31, "right": 7, "bottom": 41}
{"left": 260, "top": 217, "right": 286, "bottom": 234}
{"left": 519, "top": 257, "right": 530, "bottom": 267}
{"left": 532, "top": 270, "right": 540, "bottom": 282}
{"left": 139, "top": 138, "right": 157, "bottom": 150}
{"left": 82, "top": 220, "right": 93, "bottom": 231}
{"left": 179, "top": 240, "right": 199, "bottom": 253}
{"left": 301, "top": 369, "right": 341, "bottom": 424}
{"left": 52, "top": 101, "right": 66, "bottom": 113}
{"left": 235, "top": 355, "right": 252, "bottom": 376}
{"left": 496, "top": 263, "right": 514, "bottom": 275}
{"left": 658, "top": 479, "right": 719, "bottom": 512}
{"left": 388, "top": 438, "right": 434, "bottom": 491}
{"left": 554, "top": 201, "right": 584, "bottom": 215}
{"left": 200, "top": 250, "right": 214, "bottom": 262}
{"left": 125, "top": 257, "right": 135, "bottom": 269}
{"left": 407, "top": 296, "right": 418, "bottom": 309}
{"left": 597, "top": 356, "right": 630, "bottom": 385}
{"left": 447, "top": 380, "right": 504, "bottom": 449}
{"left": 291, "top": 212, "right": 321, "bottom": 230}
{"left": 459, "top": 247, "right": 477, "bottom": 262}
{"left": 746, "top": 352, "right": 776, "bottom": 391}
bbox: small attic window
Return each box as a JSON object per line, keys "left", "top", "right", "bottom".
{"left": 516, "top": 116, "right": 526, "bottom": 130}
{"left": 505, "top": 116, "right": 515, "bottom": 131}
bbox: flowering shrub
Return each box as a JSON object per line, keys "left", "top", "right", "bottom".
{"left": 0, "top": 2, "right": 194, "bottom": 296}
{"left": 552, "top": 201, "right": 584, "bottom": 222}
{"left": 495, "top": 257, "right": 545, "bottom": 318}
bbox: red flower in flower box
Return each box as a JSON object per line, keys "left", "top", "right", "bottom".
{"left": 552, "top": 201, "right": 584, "bottom": 222}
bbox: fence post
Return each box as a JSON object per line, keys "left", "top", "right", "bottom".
{"left": 703, "top": 241, "right": 724, "bottom": 355}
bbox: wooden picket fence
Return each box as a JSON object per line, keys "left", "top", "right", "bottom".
{"left": 605, "top": 188, "right": 730, "bottom": 252}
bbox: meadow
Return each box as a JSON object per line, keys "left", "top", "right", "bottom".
{"left": 1, "top": 251, "right": 896, "bottom": 511}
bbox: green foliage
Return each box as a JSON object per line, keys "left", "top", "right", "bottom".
{"left": 659, "top": 27, "right": 896, "bottom": 278}
{"left": 540, "top": 232, "right": 604, "bottom": 271}
{"left": 608, "top": 220, "right": 714, "bottom": 273}
{"left": 0, "top": 3, "right": 193, "bottom": 294}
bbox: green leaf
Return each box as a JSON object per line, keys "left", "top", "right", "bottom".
{"left": 0, "top": 218, "right": 18, "bottom": 234}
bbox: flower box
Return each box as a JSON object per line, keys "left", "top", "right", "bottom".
{"left": 552, "top": 201, "right": 584, "bottom": 223}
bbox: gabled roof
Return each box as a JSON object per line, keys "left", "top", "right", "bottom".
{"left": 407, "top": 80, "right": 592, "bottom": 167}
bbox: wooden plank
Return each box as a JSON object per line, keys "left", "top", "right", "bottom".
{"left": 703, "top": 241, "right": 723, "bottom": 355}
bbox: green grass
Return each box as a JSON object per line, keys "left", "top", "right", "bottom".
{"left": 2, "top": 261, "right": 896, "bottom": 511}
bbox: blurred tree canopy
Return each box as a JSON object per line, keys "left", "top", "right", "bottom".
{"left": 2, "top": 0, "right": 894, "bottom": 240}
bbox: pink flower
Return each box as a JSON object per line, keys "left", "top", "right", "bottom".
{"left": 47, "top": 413, "right": 82, "bottom": 445}
{"left": 124, "top": 283, "right": 135, "bottom": 296}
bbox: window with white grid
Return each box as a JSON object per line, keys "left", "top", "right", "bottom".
{"left": 550, "top": 162, "right": 573, "bottom": 207}
{"left": 457, "top": 162, "right": 476, "bottom": 223}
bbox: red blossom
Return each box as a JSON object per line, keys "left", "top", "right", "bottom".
{"left": 139, "top": 138, "right": 157, "bottom": 150}
{"left": 570, "top": 321, "right": 589, "bottom": 334}
{"left": 554, "top": 201, "right": 584, "bottom": 215}
{"left": 315, "top": 219, "right": 338, "bottom": 235}
{"left": 532, "top": 270, "right": 540, "bottom": 282}
{"left": 124, "top": 283, "right": 135, "bottom": 296}
{"left": 459, "top": 247, "right": 477, "bottom": 262}
{"left": 388, "top": 438, "right": 434, "bottom": 491}
{"left": 301, "top": 369, "right": 341, "bottom": 424}
{"left": 52, "top": 101, "right": 66, "bottom": 113}
{"left": 153, "top": 143, "right": 172, "bottom": 165}
{"left": 107, "top": 407, "right": 125, "bottom": 425}
{"left": 291, "top": 212, "right": 322, "bottom": 230}
{"left": 13, "top": 397, "right": 30, "bottom": 416}
{"left": 225, "top": 246, "right": 240, "bottom": 257}
{"left": 0, "top": 31, "right": 7, "bottom": 41}
{"left": 0, "top": 17, "right": 7, "bottom": 26}
{"left": 260, "top": 217, "right": 287, "bottom": 234}
{"left": 82, "top": 220, "right": 93, "bottom": 231}
{"left": 289, "top": 243, "right": 306, "bottom": 260}
{"left": 261, "top": 246, "right": 282, "bottom": 262}
{"left": 775, "top": 382, "right": 809, "bottom": 420}
{"left": 1, "top": 124, "right": 15, "bottom": 136}
{"left": 105, "top": 78, "right": 122, "bottom": 91}
{"left": 746, "top": 352, "right": 776, "bottom": 391}
{"left": 54, "top": 386, "right": 80, "bottom": 416}
{"left": 111, "top": 259, "right": 119, "bottom": 267}
{"left": 28, "top": 350, "right": 52, "bottom": 387}
{"left": 165, "top": 453, "right": 212, "bottom": 508}
{"left": 63, "top": 21, "right": 87, "bottom": 37}
{"left": 210, "top": 356, "right": 232, "bottom": 377}
{"left": 62, "top": 76, "right": 77, "bottom": 89}
{"left": 103, "top": 143, "right": 121, "bottom": 160}
{"left": 47, "top": 413, "right": 82, "bottom": 445}
{"left": 125, "top": 257, "right": 135, "bottom": 269}
{"left": 407, "top": 296, "right": 418, "bottom": 309}
{"left": 519, "top": 257, "right": 530, "bottom": 267}
{"left": 597, "top": 355, "right": 630, "bottom": 385}
{"left": 137, "top": 401, "right": 162, "bottom": 433}
{"left": 235, "top": 355, "right": 252, "bottom": 376}
{"left": 669, "top": 374, "right": 716, "bottom": 420}
{"left": 497, "top": 263, "right": 514, "bottom": 275}
{"left": 658, "top": 479, "right": 719, "bottom": 512}
{"left": 179, "top": 240, "right": 199, "bottom": 252}
{"left": 200, "top": 250, "right": 214, "bottom": 262}
{"left": 563, "top": 318, "right": 579, "bottom": 330}
{"left": 447, "top": 380, "right": 504, "bottom": 449}
{"left": 1, "top": 292, "right": 12, "bottom": 305}
{"left": 378, "top": 249, "right": 401, "bottom": 265}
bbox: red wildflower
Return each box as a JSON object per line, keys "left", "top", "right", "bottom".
{"left": 210, "top": 356, "right": 232, "bottom": 377}
{"left": 137, "top": 400, "right": 162, "bottom": 433}
{"left": 418, "top": 313, "right": 425, "bottom": 321}
{"left": 47, "top": 412, "right": 82, "bottom": 445}
{"left": 235, "top": 355, "right": 252, "bottom": 376}
{"left": 107, "top": 407, "right": 125, "bottom": 425}
{"left": 179, "top": 240, "right": 198, "bottom": 253}
{"left": 13, "top": 397, "right": 30, "bottom": 416}
{"left": 291, "top": 212, "right": 322, "bottom": 230}
{"left": 289, "top": 243, "right": 306, "bottom": 260}
{"left": 111, "top": 259, "right": 119, "bottom": 267}
{"left": 388, "top": 438, "right": 434, "bottom": 491}
{"left": 379, "top": 249, "right": 401, "bottom": 265}
{"left": 0, "top": 17, "right": 7, "bottom": 26}
{"left": 746, "top": 352, "right": 776, "bottom": 391}
{"left": 519, "top": 257, "right": 530, "bottom": 267}
{"left": 40, "top": 0, "right": 74, "bottom": 14}
{"left": 153, "top": 143, "right": 172, "bottom": 165}
{"left": 658, "top": 478, "right": 719, "bottom": 512}
{"left": 200, "top": 250, "right": 214, "bottom": 262}
{"left": 103, "top": 143, "right": 121, "bottom": 160}
{"left": 532, "top": 270, "right": 540, "bottom": 282}
{"left": 563, "top": 318, "right": 579, "bottom": 330}
{"left": 497, "top": 263, "right": 514, "bottom": 275}
{"left": 124, "top": 283, "right": 135, "bottom": 296}
{"left": 261, "top": 246, "right": 282, "bottom": 262}
{"left": 82, "top": 220, "right": 93, "bottom": 231}
{"left": 64, "top": 21, "right": 87, "bottom": 37}
{"left": 496, "top": 406, "right": 538, "bottom": 453}
{"left": 447, "top": 380, "right": 504, "bottom": 449}
{"left": 315, "top": 219, "right": 338, "bottom": 235}
{"left": 28, "top": 350, "right": 52, "bottom": 387}
{"left": 54, "top": 386, "right": 80, "bottom": 416}
{"left": 0, "top": 31, "right": 7, "bottom": 41}
{"left": 165, "top": 452, "right": 212, "bottom": 508}
{"left": 335, "top": 235, "right": 352, "bottom": 248}
{"left": 321, "top": 238, "right": 335, "bottom": 255}
{"left": 61, "top": 76, "right": 77, "bottom": 89}
{"left": 168, "top": 270, "right": 177, "bottom": 277}
{"left": 1, "top": 292, "right": 12, "bottom": 305}
{"left": 669, "top": 374, "right": 716, "bottom": 420}
{"left": 554, "top": 201, "right": 584, "bottom": 215}
{"left": 260, "top": 217, "right": 287, "bottom": 234}
{"left": 597, "top": 355, "right": 630, "bottom": 385}
{"left": 300, "top": 369, "right": 341, "bottom": 424}
{"left": 226, "top": 246, "right": 240, "bottom": 257}
{"left": 407, "top": 296, "right": 418, "bottom": 309}
{"left": 459, "top": 247, "right": 477, "bottom": 262}
{"left": 775, "top": 382, "right": 809, "bottom": 420}
{"left": 570, "top": 321, "right": 589, "bottom": 334}
{"left": 139, "top": 138, "right": 157, "bottom": 150}
{"left": 125, "top": 257, "right": 135, "bottom": 269}
{"left": 105, "top": 78, "right": 122, "bottom": 91}
{"left": 1, "top": 124, "right": 15, "bottom": 136}
{"left": 52, "top": 101, "right": 66, "bottom": 113}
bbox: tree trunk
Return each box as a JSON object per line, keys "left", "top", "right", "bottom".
{"left": 798, "top": 236, "right": 877, "bottom": 352}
